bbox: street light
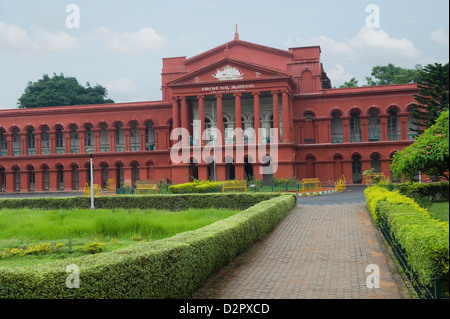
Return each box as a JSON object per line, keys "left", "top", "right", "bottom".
{"left": 212, "top": 103, "right": 216, "bottom": 182}
{"left": 86, "top": 146, "right": 95, "bottom": 209}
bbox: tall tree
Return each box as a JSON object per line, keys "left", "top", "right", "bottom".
{"left": 410, "top": 63, "right": 449, "bottom": 134}
{"left": 17, "top": 73, "right": 114, "bottom": 108}
{"left": 338, "top": 77, "right": 359, "bottom": 88}
{"left": 391, "top": 110, "right": 449, "bottom": 181}
{"left": 365, "top": 63, "right": 422, "bottom": 86}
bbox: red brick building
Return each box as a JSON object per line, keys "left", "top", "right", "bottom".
{"left": 0, "top": 33, "right": 419, "bottom": 193}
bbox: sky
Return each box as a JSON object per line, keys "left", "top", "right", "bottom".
{"left": 0, "top": 0, "right": 448, "bottom": 110}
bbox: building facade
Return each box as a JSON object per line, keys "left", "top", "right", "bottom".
{"left": 0, "top": 33, "right": 419, "bottom": 193}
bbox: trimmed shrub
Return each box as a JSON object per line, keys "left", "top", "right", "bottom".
{"left": 378, "top": 201, "right": 449, "bottom": 287}
{"left": 379, "top": 181, "right": 449, "bottom": 201}
{"left": 364, "top": 185, "right": 426, "bottom": 225}
{"left": 83, "top": 241, "right": 105, "bottom": 254}
{"left": 0, "top": 193, "right": 282, "bottom": 211}
{"left": 365, "top": 186, "right": 449, "bottom": 289}
{"left": 168, "top": 180, "right": 222, "bottom": 194}
{"left": 0, "top": 193, "right": 297, "bottom": 299}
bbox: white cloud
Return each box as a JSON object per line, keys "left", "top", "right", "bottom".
{"left": 287, "top": 27, "right": 422, "bottom": 66}
{"left": 101, "top": 77, "right": 140, "bottom": 103}
{"left": 103, "top": 77, "right": 137, "bottom": 95}
{"left": 430, "top": 28, "right": 449, "bottom": 47}
{"left": 96, "top": 27, "right": 167, "bottom": 54}
{"left": 326, "top": 64, "right": 354, "bottom": 87}
{"left": 289, "top": 35, "right": 356, "bottom": 61}
{"left": 0, "top": 21, "right": 39, "bottom": 52}
{"left": 0, "top": 21, "right": 78, "bottom": 53}
{"left": 347, "top": 27, "right": 422, "bottom": 63}
{"left": 32, "top": 28, "right": 78, "bottom": 52}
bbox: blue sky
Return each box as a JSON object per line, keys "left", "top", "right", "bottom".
{"left": 0, "top": 0, "right": 448, "bottom": 109}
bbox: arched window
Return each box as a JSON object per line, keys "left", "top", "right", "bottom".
{"left": 13, "top": 165, "right": 20, "bottom": 191}
{"left": 390, "top": 153, "right": 401, "bottom": 183}
{"left": 303, "top": 112, "right": 315, "bottom": 144}
{"left": 189, "top": 158, "right": 199, "bottom": 181}
{"left": 387, "top": 109, "right": 400, "bottom": 141}
{"left": 42, "top": 165, "right": 50, "bottom": 191}
{"left": 130, "top": 122, "right": 140, "bottom": 151}
{"left": 85, "top": 124, "right": 94, "bottom": 150}
{"left": 331, "top": 110, "right": 343, "bottom": 143}
{"left": 1, "top": 166, "right": 6, "bottom": 191}
{"left": 406, "top": 106, "right": 420, "bottom": 140}
{"left": 131, "top": 162, "right": 140, "bottom": 187}
{"left": 352, "top": 154, "right": 362, "bottom": 183}
{"left": 70, "top": 125, "right": 80, "bottom": 153}
{"left": 116, "top": 162, "right": 124, "bottom": 188}
{"left": 41, "top": 126, "right": 51, "bottom": 155}
{"left": 208, "top": 161, "right": 216, "bottom": 182}
{"left": 368, "top": 109, "right": 381, "bottom": 141}
{"left": 26, "top": 128, "right": 36, "bottom": 155}
{"left": 145, "top": 121, "right": 156, "bottom": 150}
{"left": 0, "top": 128, "right": 6, "bottom": 156}
{"left": 370, "top": 153, "right": 381, "bottom": 172}
{"left": 349, "top": 110, "right": 361, "bottom": 142}
{"left": 115, "top": 123, "right": 125, "bottom": 152}
{"left": 57, "top": 164, "right": 65, "bottom": 190}
{"left": 27, "top": 165, "right": 35, "bottom": 191}
{"left": 12, "top": 127, "right": 21, "bottom": 156}
{"left": 99, "top": 123, "right": 109, "bottom": 152}
{"left": 55, "top": 126, "right": 65, "bottom": 154}
{"left": 101, "top": 162, "right": 109, "bottom": 188}
{"left": 72, "top": 163, "right": 79, "bottom": 190}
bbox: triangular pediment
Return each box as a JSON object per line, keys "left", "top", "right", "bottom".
{"left": 167, "top": 58, "right": 291, "bottom": 86}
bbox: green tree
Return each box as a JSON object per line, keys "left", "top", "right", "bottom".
{"left": 17, "top": 73, "right": 114, "bottom": 108}
{"left": 390, "top": 110, "right": 449, "bottom": 181}
{"left": 409, "top": 63, "right": 449, "bottom": 134}
{"left": 339, "top": 77, "right": 359, "bottom": 88}
{"left": 365, "top": 63, "right": 422, "bottom": 86}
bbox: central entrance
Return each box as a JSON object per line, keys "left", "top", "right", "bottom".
{"left": 244, "top": 155, "right": 253, "bottom": 181}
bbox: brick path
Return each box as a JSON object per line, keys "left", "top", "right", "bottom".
{"left": 192, "top": 204, "right": 410, "bottom": 299}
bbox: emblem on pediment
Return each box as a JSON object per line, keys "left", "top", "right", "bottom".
{"left": 212, "top": 65, "right": 244, "bottom": 81}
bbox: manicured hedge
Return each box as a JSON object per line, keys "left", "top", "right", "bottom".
{"left": 365, "top": 186, "right": 449, "bottom": 288}
{"left": 378, "top": 181, "right": 449, "bottom": 201}
{"left": 0, "top": 193, "right": 282, "bottom": 211}
{"left": 168, "top": 180, "right": 223, "bottom": 194}
{"left": 0, "top": 193, "right": 297, "bottom": 299}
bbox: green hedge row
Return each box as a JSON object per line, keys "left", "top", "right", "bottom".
{"left": 365, "top": 186, "right": 449, "bottom": 287}
{"left": 0, "top": 193, "right": 282, "bottom": 211}
{"left": 0, "top": 193, "right": 297, "bottom": 298}
{"left": 378, "top": 181, "right": 449, "bottom": 201}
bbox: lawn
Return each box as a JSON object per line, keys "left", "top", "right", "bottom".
{"left": 428, "top": 200, "right": 449, "bottom": 222}
{"left": 0, "top": 207, "right": 240, "bottom": 268}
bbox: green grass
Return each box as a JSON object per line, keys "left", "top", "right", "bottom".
{"left": 0, "top": 207, "right": 240, "bottom": 268}
{"left": 428, "top": 200, "right": 449, "bottom": 222}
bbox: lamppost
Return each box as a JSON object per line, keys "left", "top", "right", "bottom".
{"left": 212, "top": 103, "right": 216, "bottom": 182}
{"left": 86, "top": 146, "right": 95, "bottom": 209}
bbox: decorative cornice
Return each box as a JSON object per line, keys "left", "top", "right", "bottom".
{"left": 0, "top": 101, "right": 171, "bottom": 118}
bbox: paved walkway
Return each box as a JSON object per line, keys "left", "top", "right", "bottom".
{"left": 192, "top": 203, "right": 410, "bottom": 299}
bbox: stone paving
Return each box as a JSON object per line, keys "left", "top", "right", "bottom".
{"left": 192, "top": 203, "right": 410, "bottom": 299}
